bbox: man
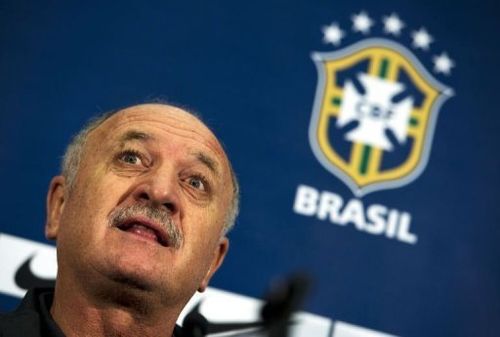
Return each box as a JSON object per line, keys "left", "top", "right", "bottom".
{"left": 0, "top": 103, "right": 240, "bottom": 337}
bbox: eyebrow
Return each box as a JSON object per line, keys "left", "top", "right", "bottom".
{"left": 195, "top": 152, "right": 219, "bottom": 176}
{"left": 119, "top": 130, "right": 154, "bottom": 143}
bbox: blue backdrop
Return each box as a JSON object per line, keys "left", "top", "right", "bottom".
{"left": 1, "top": 1, "right": 499, "bottom": 336}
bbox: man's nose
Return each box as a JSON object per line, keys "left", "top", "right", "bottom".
{"left": 132, "top": 171, "right": 179, "bottom": 214}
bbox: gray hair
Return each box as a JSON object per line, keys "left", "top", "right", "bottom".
{"left": 61, "top": 106, "right": 239, "bottom": 234}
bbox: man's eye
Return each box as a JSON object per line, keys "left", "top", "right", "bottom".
{"left": 188, "top": 177, "right": 206, "bottom": 191}
{"left": 119, "top": 151, "right": 142, "bottom": 165}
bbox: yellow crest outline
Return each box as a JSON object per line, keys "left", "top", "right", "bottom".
{"left": 309, "top": 38, "right": 453, "bottom": 196}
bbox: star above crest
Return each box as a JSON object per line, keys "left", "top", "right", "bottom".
{"left": 322, "top": 23, "right": 345, "bottom": 46}
{"left": 352, "top": 11, "right": 374, "bottom": 34}
{"left": 382, "top": 13, "right": 404, "bottom": 36}
{"left": 411, "top": 27, "right": 433, "bottom": 50}
{"left": 433, "top": 52, "right": 455, "bottom": 75}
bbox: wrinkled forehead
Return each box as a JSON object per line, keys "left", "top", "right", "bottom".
{"left": 89, "top": 104, "right": 227, "bottom": 159}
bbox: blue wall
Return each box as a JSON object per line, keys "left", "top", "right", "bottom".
{"left": 1, "top": 1, "right": 499, "bottom": 336}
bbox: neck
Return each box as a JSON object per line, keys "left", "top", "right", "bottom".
{"left": 50, "top": 276, "right": 180, "bottom": 337}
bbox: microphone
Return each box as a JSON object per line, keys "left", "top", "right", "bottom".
{"left": 261, "top": 274, "right": 311, "bottom": 337}
{"left": 180, "top": 273, "right": 311, "bottom": 337}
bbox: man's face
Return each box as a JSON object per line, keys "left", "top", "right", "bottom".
{"left": 46, "top": 104, "right": 232, "bottom": 307}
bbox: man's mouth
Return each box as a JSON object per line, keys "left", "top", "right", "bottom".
{"left": 116, "top": 220, "right": 170, "bottom": 247}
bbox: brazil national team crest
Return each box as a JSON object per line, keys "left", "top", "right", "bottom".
{"left": 309, "top": 12, "right": 454, "bottom": 196}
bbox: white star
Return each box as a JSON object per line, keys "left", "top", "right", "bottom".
{"left": 351, "top": 11, "right": 374, "bottom": 34}
{"left": 433, "top": 52, "right": 455, "bottom": 75}
{"left": 382, "top": 13, "right": 405, "bottom": 36}
{"left": 322, "top": 23, "right": 345, "bottom": 46}
{"left": 411, "top": 27, "right": 433, "bottom": 50}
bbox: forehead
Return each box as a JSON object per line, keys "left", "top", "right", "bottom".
{"left": 90, "top": 104, "right": 226, "bottom": 158}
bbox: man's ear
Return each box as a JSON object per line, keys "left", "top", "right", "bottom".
{"left": 45, "top": 176, "right": 66, "bottom": 240}
{"left": 198, "top": 237, "right": 229, "bottom": 292}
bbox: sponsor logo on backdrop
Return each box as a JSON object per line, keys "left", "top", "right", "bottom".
{"left": 294, "top": 12, "right": 454, "bottom": 244}
{"left": 15, "top": 255, "right": 56, "bottom": 290}
{"left": 0, "top": 233, "right": 57, "bottom": 297}
{"left": 0, "top": 233, "right": 397, "bottom": 336}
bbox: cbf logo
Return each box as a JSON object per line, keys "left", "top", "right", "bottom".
{"left": 294, "top": 13, "right": 455, "bottom": 244}
{"left": 309, "top": 12, "right": 454, "bottom": 196}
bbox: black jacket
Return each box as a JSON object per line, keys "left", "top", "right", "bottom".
{"left": 0, "top": 288, "right": 183, "bottom": 337}
{"left": 0, "top": 288, "right": 64, "bottom": 337}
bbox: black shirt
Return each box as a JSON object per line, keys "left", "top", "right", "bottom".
{"left": 0, "top": 288, "right": 182, "bottom": 337}
{"left": 0, "top": 288, "right": 65, "bottom": 337}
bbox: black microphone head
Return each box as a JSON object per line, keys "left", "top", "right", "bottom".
{"left": 261, "top": 273, "right": 311, "bottom": 324}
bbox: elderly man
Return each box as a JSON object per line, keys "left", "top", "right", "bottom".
{"left": 0, "top": 103, "right": 239, "bottom": 337}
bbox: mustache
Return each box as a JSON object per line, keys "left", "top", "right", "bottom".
{"left": 109, "top": 204, "right": 183, "bottom": 249}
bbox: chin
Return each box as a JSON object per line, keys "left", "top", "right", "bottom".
{"left": 93, "top": 271, "right": 159, "bottom": 315}
{"left": 86, "top": 249, "right": 159, "bottom": 297}
{"left": 112, "top": 271, "right": 155, "bottom": 291}
{"left": 108, "top": 257, "right": 161, "bottom": 290}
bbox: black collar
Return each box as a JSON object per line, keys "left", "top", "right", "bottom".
{"left": 5, "top": 288, "right": 182, "bottom": 337}
{"left": 0, "top": 288, "right": 65, "bottom": 337}
{"left": 36, "top": 289, "right": 66, "bottom": 337}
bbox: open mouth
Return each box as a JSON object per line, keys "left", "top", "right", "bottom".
{"left": 116, "top": 220, "right": 170, "bottom": 247}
